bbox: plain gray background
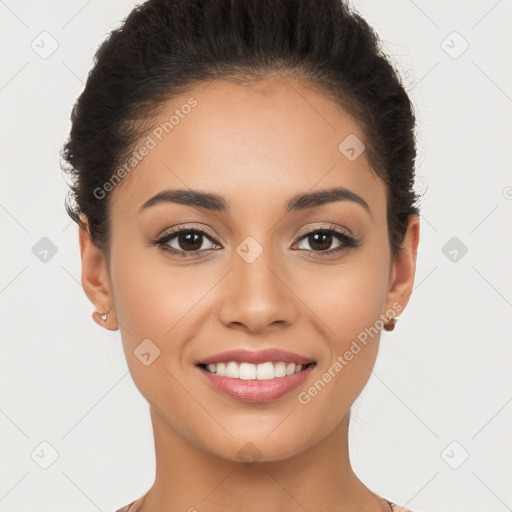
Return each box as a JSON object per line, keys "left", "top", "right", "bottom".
{"left": 0, "top": 1, "right": 511, "bottom": 511}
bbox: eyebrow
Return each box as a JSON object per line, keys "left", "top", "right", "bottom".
{"left": 138, "top": 186, "right": 372, "bottom": 217}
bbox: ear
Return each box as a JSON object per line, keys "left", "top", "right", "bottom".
{"left": 78, "top": 215, "right": 118, "bottom": 331}
{"left": 383, "top": 214, "right": 420, "bottom": 320}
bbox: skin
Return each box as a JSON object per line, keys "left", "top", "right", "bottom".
{"left": 79, "top": 76, "right": 419, "bottom": 512}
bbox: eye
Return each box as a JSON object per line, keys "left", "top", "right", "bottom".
{"left": 293, "top": 226, "right": 360, "bottom": 255}
{"left": 152, "top": 224, "right": 360, "bottom": 259}
{"left": 153, "top": 227, "right": 220, "bottom": 257}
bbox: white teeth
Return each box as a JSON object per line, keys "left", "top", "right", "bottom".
{"left": 255, "top": 362, "right": 273, "bottom": 380}
{"left": 202, "top": 361, "right": 310, "bottom": 379}
{"left": 274, "top": 362, "right": 287, "bottom": 377}
{"left": 239, "top": 362, "right": 257, "bottom": 380}
{"left": 225, "top": 361, "right": 239, "bottom": 378}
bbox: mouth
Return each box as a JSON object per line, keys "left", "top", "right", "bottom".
{"left": 196, "top": 361, "right": 316, "bottom": 380}
{"left": 194, "top": 348, "right": 317, "bottom": 402}
{"left": 195, "top": 359, "right": 317, "bottom": 403}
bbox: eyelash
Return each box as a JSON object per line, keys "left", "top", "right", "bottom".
{"left": 152, "top": 224, "right": 361, "bottom": 259}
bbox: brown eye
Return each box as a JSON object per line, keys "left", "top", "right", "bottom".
{"left": 302, "top": 231, "right": 335, "bottom": 251}
{"left": 295, "top": 227, "right": 360, "bottom": 255}
{"left": 155, "top": 228, "right": 220, "bottom": 257}
{"left": 174, "top": 231, "right": 204, "bottom": 251}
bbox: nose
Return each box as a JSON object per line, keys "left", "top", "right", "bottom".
{"left": 217, "top": 240, "right": 298, "bottom": 333}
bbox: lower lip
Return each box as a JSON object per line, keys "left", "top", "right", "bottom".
{"left": 196, "top": 364, "right": 316, "bottom": 403}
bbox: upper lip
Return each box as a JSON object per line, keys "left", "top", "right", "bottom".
{"left": 196, "top": 348, "right": 315, "bottom": 366}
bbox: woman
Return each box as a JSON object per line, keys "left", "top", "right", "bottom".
{"left": 61, "top": 0, "right": 422, "bottom": 510}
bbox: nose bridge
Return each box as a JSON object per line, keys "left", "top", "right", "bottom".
{"left": 218, "top": 232, "right": 296, "bottom": 331}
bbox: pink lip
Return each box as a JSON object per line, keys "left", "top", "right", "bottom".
{"left": 196, "top": 348, "right": 315, "bottom": 366}
{"left": 196, "top": 363, "right": 316, "bottom": 403}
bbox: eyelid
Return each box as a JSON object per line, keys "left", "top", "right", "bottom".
{"left": 155, "top": 223, "right": 353, "bottom": 244}
{"left": 153, "top": 222, "right": 360, "bottom": 258}
{"left": 292, "top": 225, "right": 360, "bottom": 254}
{"left": 294, "top": 223, "right": 353, "bottom": 241}
{"left": 156, "top": 223, "right": 220, "bottom": 242}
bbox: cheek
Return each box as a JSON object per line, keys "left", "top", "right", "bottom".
{"left": 110, "top": 258, "right": 156, "bottom": 340}
{"left": 291, "top": 249, "right": 390, "bottom": 397}
{"left": 109, "top": 243, "right": 216, "bottom": 385}
{"left": 109, "top": 248, "right": 196, "bottom": 426}
{"left": 108, "top": 240, "right": 176, "bottom": 391}
{"left": 293, "top": 268, "right": 387, "bottom": 434}
{"left": 296, "top": 252, "right": 389, "bottom": 345}
{"left": 109, "top": 238, "right": 192, "bottom": 340}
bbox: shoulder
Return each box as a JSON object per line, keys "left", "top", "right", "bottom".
{"left": 115, "top": 498, "right": 419, "bottom": 512}
{"left": 113, "top": 501, "right": 136, "bottom": 512}
{"left": 115, "top": 498, "right": 417, "bottom": 512}
{"left": 388, "top": 501, "right": 420, "bottom": 512}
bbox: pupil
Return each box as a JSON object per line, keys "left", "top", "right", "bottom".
{"left": 310, "top": 232, "right": 331, "bottom": 251}
{"left": 180, "top": 232, "right": 202, "bottom": 251}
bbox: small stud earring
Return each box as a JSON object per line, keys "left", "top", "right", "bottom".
{"left": 101, "top": 313, "right": 107, "bottom": 322}
{"left": 383, "top": 315, "right": 397, "bottom": 331}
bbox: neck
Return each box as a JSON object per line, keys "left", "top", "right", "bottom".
{"left": 137, "top": 406, "right": 390, "bottom": 512}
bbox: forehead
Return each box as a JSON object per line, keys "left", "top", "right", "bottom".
{"left": 110, "top": 76, "right": 385, "bottom": 220}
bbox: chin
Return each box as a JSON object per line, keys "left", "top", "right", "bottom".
{"left": 199, "top": 429, "right": 314, "bottom": 465}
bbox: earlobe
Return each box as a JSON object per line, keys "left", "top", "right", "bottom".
{"left": 78, "top": 216, "right": 119, "bottom": 330}
{"left": 383, "top": 214, "right": 420, "bottom": 321}
{"left": 91, "top": 310, "right": 118, "bottom": 331}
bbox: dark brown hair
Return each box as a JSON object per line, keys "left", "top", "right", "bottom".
{"left": 61, "top": 0, "right": 422, "bottom": 259}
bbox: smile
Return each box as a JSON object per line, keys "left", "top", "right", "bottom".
{"left": 196, "top": 362, "right": 317, "bottom": 403}
{"left": 197, "top": 361, "right": 315, "bottom": 380}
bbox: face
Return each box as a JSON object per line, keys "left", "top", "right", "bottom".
{"left": 80, "top": 76, "right": 419, "bottom": 463}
